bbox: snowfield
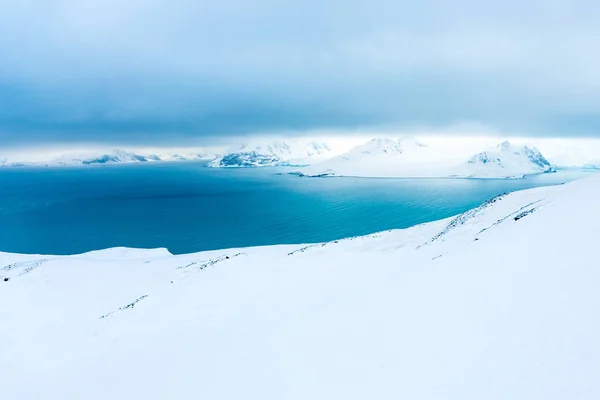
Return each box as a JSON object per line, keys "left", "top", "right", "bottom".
{"left": 2, "top": 174, "right": 600, "bottom": 399}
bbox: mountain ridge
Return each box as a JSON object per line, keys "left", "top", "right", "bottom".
{"left": 209, "top": 139, "right": 336, "bottom": 168}
{"left": 299, "top": 139, "right": 555, "bottom": 179}
{"left": 0, "top": 149, "right": 219, "bottom": 167}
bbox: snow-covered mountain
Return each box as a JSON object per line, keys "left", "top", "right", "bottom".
{"left": 452, "top": 141, "right": 555, "bottom": 178}
{"left": 299, "top": 139, "right": 556, "bottom": 179}
{"left": 211, "top": 151, "right": 283, "bottom": 168}
{"left": 209, "top": 139, "right": 335, "bottom": 167}
{"left": 339, "top": 137, "right": 407, "bottom": 155}
{"left": 3, "top": 174, "right": 600, "bottom": 399}
{"left": 298, "top": 136, "right": 438, "bottom": 177}
{"left": 0, "top": 149, "right": 220, "bottom": 167}
{"left": 58, "top": 149, "right": 161, "bottom": 165}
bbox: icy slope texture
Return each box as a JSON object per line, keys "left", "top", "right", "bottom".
{"left": 209, "top": 139, "right": 334, "bottom": 167}
{"left": 2, "top": 175, "right": 600, "bottom": 399}
{"left": 299, "top": 136, "right": 438, "bottom": 177}
{"left": 453, "top": 141, "right": 555, "bottom": 178}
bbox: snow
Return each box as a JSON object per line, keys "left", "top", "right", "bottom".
{"left": 3, "top": 136, "right": 600, "bottom": 171}
{"left": 451, "top": 141, "right": 555, "bottom": 178}
{"left": 0, "top": 148, "right": 221, "bottom": 167}
{"left": 208, "top": 139, "right": 340, "bottom": 167}
{"left": 298, "top": 136, "right": 443, "bottom": 177}
{"left": 2, "top": 174, "right": 600, "bottom": 399}
{"left": 299, "top": 139, "right": 556, "bottom": 179}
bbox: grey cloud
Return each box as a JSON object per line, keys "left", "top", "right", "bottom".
{"left": 1, "top": 0, "right": 600, "bottom": 145}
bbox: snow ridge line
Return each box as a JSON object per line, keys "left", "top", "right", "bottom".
{"left": 1, "top": 259, "right": 48, "bottom": 278}
{"left": 287, "top": 232, "right": 386, "bottom": 256}
{"left": 100, "top": 295, "right": 148, "bottom": 320}
{"left": 288, "top": 243, "right": 327, "bottom": 256}
{"left": 514, "top": 208, "right": 536, "bottom": 221}
{"left": 476, "top": 198, "right": 545, "bottom": 236}
{"left": 176, "top": 253, "right": 246, "bottom": 270}
{"left": 418, "top": 193, "right": 508, "bottom": 248}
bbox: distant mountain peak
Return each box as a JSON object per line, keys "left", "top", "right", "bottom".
{"left": 350, "top": 137, "right": 428, "bottom": 156}
{"left": 497, "top": 140, "right": 513, "bottom": 151}
{"left": 211, "top": 139, "right": 336, "bottom": 168}
{"left": 397, "top": 136, "right": 427, "bottom": 148}
{"left": 463, "top": 141, "right": 554, "bottom": 178}
{"left": 352, "top": 138, "right": 404, "bottom": 155}
{"left": 213, "top": 151, "right": 282, "bottom": 168}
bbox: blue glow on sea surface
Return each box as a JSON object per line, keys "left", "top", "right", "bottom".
{"left": 0, "top": 163, "right": 594, "bottom": 255}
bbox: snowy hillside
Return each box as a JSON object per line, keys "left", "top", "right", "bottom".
{"left": 452, "top": 141, "right": 555, "bottom": 178}
{"left": 209, "top": 139, "right": 335, "bottom": 167}
{"left": 298, "top": 136, "right": 440, "bottom": 177}
{"left": 3, "top": 175, "right": 600, "bottom": 399}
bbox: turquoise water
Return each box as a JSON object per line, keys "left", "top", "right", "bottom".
{"left": 0, "top": 163, "right": 594, "bottom": 255}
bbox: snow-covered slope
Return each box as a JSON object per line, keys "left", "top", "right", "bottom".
{"left": 298, "top": 136, "right": 438, "bottom": 177}
{"left": 3, "top": 175, "right": 600, "bottom": 399}
{"left": 452, "top": 141, "right": 555, "bottom": 178}
{"left": 209, "top": 139, "right": 335, "bottom": 167}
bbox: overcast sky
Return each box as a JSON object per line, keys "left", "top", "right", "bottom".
{"left": 1, "top": 0, "right": 600, "bottom": 146}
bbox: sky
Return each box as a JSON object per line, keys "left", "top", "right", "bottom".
{"left": 1, "top": 0, "right": 600, "bottom": 147}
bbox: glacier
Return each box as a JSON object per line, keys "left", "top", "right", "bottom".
{"left": 2, "top": 174, "right": 600, "bottom": 399}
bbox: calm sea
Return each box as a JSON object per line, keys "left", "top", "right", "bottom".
{"left": 0, "top": 163, "right": 594, "bottom": 255}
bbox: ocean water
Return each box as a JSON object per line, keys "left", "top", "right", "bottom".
{"left": 0, "top": 163, "right": 594, "bottom": 255}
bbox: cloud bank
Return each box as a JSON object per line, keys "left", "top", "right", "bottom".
{"left": 1, "top": 0, "right": 600, "bottom": 146}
